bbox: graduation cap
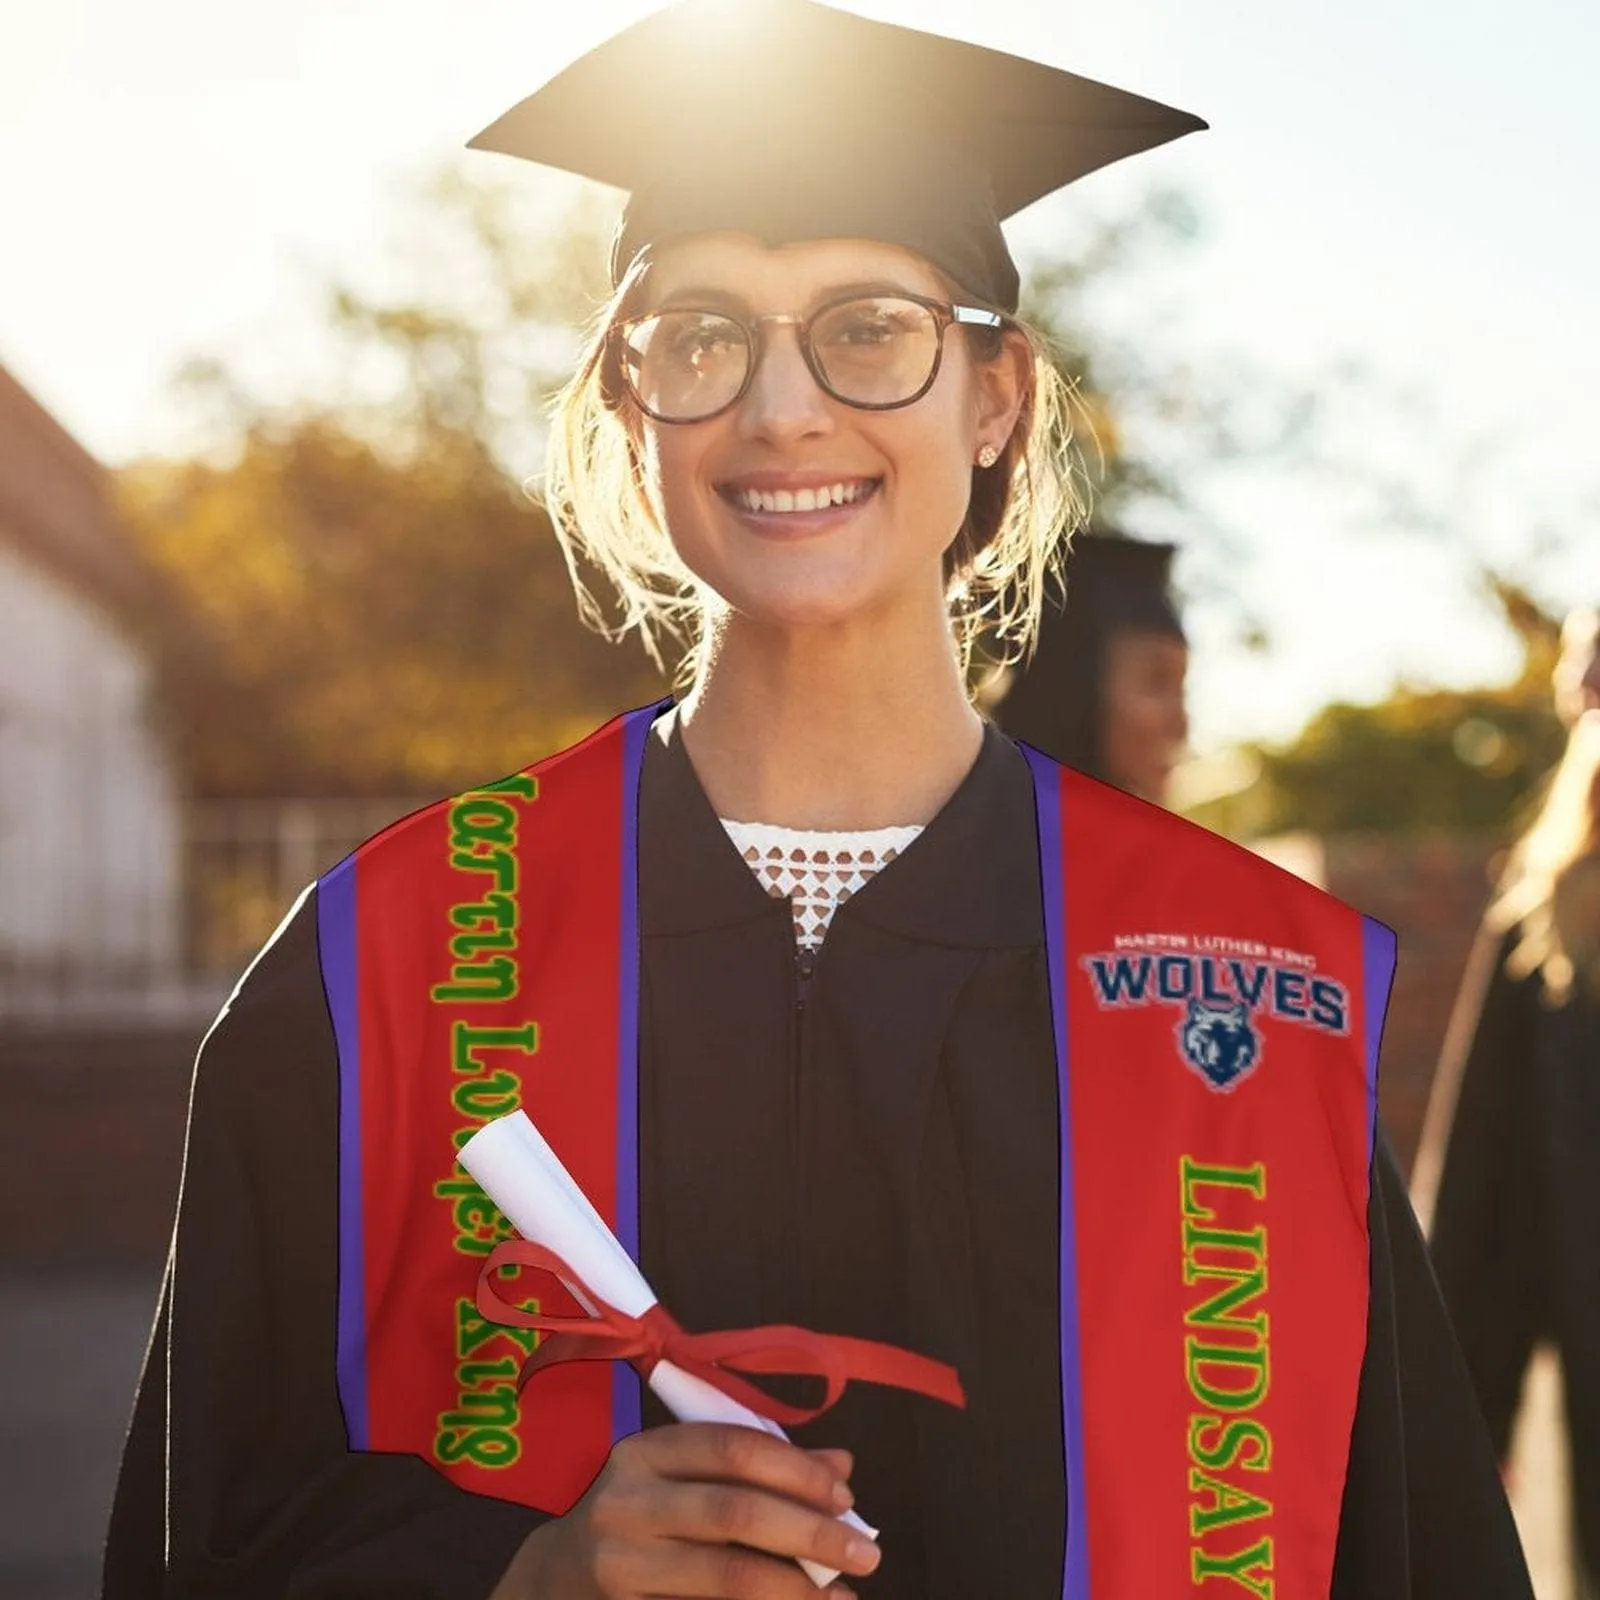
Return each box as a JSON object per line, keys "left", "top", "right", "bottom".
{"left": 992, "top": 532, "right": 1186, "bottom": 777}
{"left": 469, "top": 0, "right": 1206, "bottom": 312}
{"left": 1063, "top": 531, "right": 1185, "bottom": 640}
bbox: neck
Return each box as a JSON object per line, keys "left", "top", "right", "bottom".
{"left": 673, "top": 597, "right": 984, "bottom": 830}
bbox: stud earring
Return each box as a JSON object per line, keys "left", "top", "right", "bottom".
{"left": 976, "top": 444, "right": 999, "bottom": 469}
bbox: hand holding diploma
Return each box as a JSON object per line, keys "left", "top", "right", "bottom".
{"left": 461, "top": 1111, "right": 963, "bottom": 1595}
{"left": 490, "top": 1426, "right": 874, "bottom": 1600}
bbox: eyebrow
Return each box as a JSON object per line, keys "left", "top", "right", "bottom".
{"left": 651, "top": 277, "right": 932, "bottom": 314}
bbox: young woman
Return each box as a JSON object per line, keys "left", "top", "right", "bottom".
{"left": 104, "top": 2, "right": 1531, "bottom": 1596}
{"left": 1417, "top": 608, "right": 1600, "bottom": 1596}
{"left": 990, "top": 533, "right": 1190, "bottom": 806}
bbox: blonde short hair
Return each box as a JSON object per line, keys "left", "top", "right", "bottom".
{"left": 542, "top": 263, "right": 1092, "bottom": 687}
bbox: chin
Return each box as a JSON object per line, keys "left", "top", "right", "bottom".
{"left": 681, "top": 541, "right": 906, "bottom": 635}
{"left": 1113, "top": 769, "right": 1167, "bottom": 805}
{"left": 717, "top": 574, "right": 891, "bottom": 633}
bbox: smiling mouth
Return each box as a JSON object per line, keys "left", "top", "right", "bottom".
{"left": 719, "top": 478, "right": 881, "bottom": 515}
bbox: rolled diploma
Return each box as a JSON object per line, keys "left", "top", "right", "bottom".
{"left": 459, "top": 1111, "right": 875, "bottom": 1588}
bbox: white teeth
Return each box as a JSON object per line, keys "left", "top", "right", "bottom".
{"left": 733, "top": 481, "right": 871, "bottom": 514}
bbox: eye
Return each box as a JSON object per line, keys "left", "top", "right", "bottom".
{"left": 665, "top": 314, "right": 742, "bottom": 365}
{"left": 834, "top": 311, "right": 899, "bottom": 346}
{"left": 816, "top": 298, "right": 929, "bottom": 351}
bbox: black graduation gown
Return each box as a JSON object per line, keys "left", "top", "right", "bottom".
{"left": 103, "top": 715, "right": 1532, "bottom": 1598}
{"left": 1426, "top": 919, "right": 1600, "bottom": 1589}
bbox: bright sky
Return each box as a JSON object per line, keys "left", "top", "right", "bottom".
{"left": 3, "top": 0, "right": 1596, "bottom": 751}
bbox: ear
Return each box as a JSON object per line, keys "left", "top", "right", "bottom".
{"left": 970, "top": 327, "right": 1031, "bottom": 460}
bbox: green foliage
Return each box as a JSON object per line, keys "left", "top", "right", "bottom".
{"left": 121, "top": 173, "right": 668, "bottom": 798}
{"left": 122, "top": 418, "right": 667, "bottom": 797}
{"left": 1018, "top": 185, "right": 1206, "bottom": 519}
{"left": 1189, "top": 576, "right": 1567, "bottom": 838}
{"left": 1013, "top": 185, "right": 1308, "bottom": 659}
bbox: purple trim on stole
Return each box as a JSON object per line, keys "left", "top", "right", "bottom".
{"left": 610, "top": 699, "right": 674, "bottom": 1441}
{"left": 316, "top": 855, "right": 369, "bottom": 1450}
{"left": 1020, "top": 746, "right": 1090, "bottom": 1600}
{"left": 1360, "top": 917, "right": 1397, "bottom": 1160}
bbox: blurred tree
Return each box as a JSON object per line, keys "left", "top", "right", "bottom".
{"left": 999, "top": 185, "right": 1311, "bottom": 666}
{"left": 119, "top": 175, "right": 668, "bottom": 797}
{"left": 1188, "top": 573, "right": 1567, "bottom": 839}
{"left": 122, "top": 420, "right": 667, "bottom": 797}
{"left": 1021, "top": 186, "right": 1219, "bottom": 521}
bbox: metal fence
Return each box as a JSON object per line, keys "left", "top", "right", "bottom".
{"left": 0, "top": 796, "right": 427, "bottom": 1028}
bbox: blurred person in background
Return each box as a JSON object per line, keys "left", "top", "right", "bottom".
{"left": 1417, "top": 603, "right": 1600, "bottom": 1597}
{"left": 986, "top": 531, "right": 1188, "bottom": 805}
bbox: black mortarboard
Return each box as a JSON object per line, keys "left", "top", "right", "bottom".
{"left": 469, "top": 0, "right": 1205, "bottom": 312}
{"left": 992, "top": 532, "right": 1185, "bottom": 776}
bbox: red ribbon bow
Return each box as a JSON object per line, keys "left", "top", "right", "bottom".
{"left": 477, "top": 1239, "right": 966, "bottom": 1429}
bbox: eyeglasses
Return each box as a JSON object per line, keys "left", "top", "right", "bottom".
{"left": 610, "top": 292, "right": 1006, "bottom": 424}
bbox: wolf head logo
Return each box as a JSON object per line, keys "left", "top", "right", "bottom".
{"left": 1178, "top": 998, "right": 1261, "bottom": 1092}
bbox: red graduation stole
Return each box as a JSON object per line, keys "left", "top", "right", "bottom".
{"left": 318, "top": 702, "right": 1392, "bottom": 1599}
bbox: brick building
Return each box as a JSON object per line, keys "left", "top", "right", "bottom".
{"left": 1255, "top": 830, "right": 1500, "bottom": 1170}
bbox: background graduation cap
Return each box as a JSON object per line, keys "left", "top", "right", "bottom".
{"left": 469, "top": 0, "right": 1206, "bottom": 312}
{"left": 992, "top": 532, "right": 1186, "bottom": 779}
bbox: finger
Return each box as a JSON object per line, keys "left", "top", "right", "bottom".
{"left": 637, "top": 1537, "right": 862, "bottom": 1599}
{"left": 631, "top": 1425, "right": 851, "bottom": 1514}
{"left": 645, "top": 1481, "right": 881, "bottom": 1581}
{"left": 805, "top": 1450, "right": 854, "bottom": 1509}
{"left": 807, "top": 1449, "right": 854, "bottom": 1483}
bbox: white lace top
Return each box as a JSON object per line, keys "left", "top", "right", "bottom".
{"left": 720, "top": 820, "right": 924, "bottom": 949}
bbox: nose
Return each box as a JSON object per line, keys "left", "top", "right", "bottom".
{"left": 1165, "top": 669, "right": 1190, "bottom": 751}
{"left": 734, "top": 323, "right": 833, "bottom": 444}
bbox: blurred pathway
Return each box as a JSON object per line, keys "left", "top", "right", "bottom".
{"left": 0, "top": 1271, "right": 159, "bottom": 1600}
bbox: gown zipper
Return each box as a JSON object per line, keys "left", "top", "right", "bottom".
{"left": 790, "top": 924, "right": 817, "bottom": 1315}
{"left": 795, "top": 941, "right": 818, "bottom": 1011}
